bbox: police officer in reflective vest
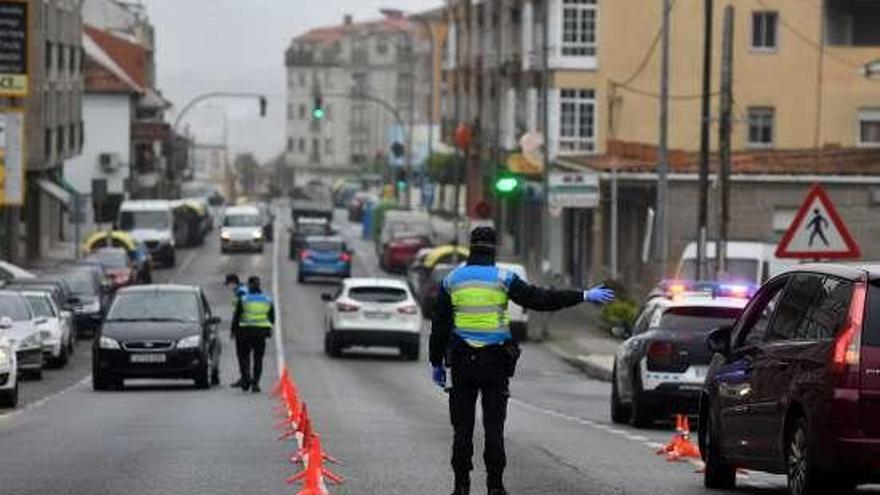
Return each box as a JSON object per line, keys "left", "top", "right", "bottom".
{"left": 430, "top": 227, "right": 615, "bottom": 495}
{"left": 225, "top": 274, "right": 249, "bottom": 388}
{"left": 232, "top": 276, "right": 275, "bottom": 393}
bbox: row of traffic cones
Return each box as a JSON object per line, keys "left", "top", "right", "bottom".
{"left": 272, "top": 367, "right": 344, "bottom": 495}
{"left": 657, "top": 414, "right": 701, "bottom": 462}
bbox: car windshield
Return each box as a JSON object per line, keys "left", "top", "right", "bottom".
{"left": 25, "top": 295, "right": 55, "bottom": 317}
{"left": 678, "top": 258, "right": 760, "bottom": 283}
{"left": 297, "top": 223, "right": 328, "bottom": 236}
{"left": 52, "top": 271, "right": 98, "bottom": 296}
{"left": 349, "top": 287, "right": 408, "bottom": 304}
{"left": 119, "top": 210, "right": 170, "bottom": 231}
{"left": 224, "top": 214, "right": 260, "bottom": 227}
{"left": 0, "top": 294, "right": 32, "bottom": 321}
{"left": 88, "top": 250, "right": 129, "bottom": 269}
{"left": 656, "top": 307, "right": 743, "bottom": 333}
{"left": 107, "top": 292, "right": 199, "bottom": 322}
{"left": 307, "top": 240, "right": 344, "bottom": 251}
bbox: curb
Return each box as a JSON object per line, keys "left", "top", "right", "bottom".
{"left": 545, "top": 343, "right": 613, "bottom": 382}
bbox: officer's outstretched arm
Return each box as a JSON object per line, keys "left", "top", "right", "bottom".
{"left": 429, "top": 285, "right": 454, "bottom": 367}
{"left": 506, "top": 274, "right": 586, "bottom": 312}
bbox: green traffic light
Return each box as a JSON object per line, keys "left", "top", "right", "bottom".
{"left": 312, "top": 108, "right": 325, "bottom": 120}
{"left": 494, "top": 176, "right": 520, "bottom": 194}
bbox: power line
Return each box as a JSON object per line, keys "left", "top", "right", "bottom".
{"left": 614, "top": 82, "right": 720, "bottom": 101}
{"left": 617, "top": 0, "right": 677, "bottom": 87}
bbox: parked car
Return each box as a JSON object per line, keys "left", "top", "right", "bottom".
{"left": 699, "top": 264, "right": 880, "bottom": 494}
{"left": 378, "top": 210, "right": 435, "bottom": 249}
{"left": 87, "top": 248, "right": 138, "bottom": 291}
{"left": 610, "top": 292, "right": 747, "bottom": 427}
{"left": 289, "top": 217, "right": 333, "bottom": 259}
{"left": 381, "top": 234, "right": 433, "bottom": 274}
{"left": 118, "top": 200, "right": 176, "bottom": 267}
{"left": 0, "top": 333, "right": 17, "bottom": 407}
{"left": 322, "top": 278, "right": 421, "bottom": 360}
{"left": 298, "top": 236, "right": 352, "bottom": 283}
{"left": 81, "top": 230, "right": 153, "bottom": 284}
{"left": 0, "top": 291, "right": 45, "bottom": 380}
{"left": 21, "top": 290, "right": 73, "bottom": 368}
{"left": 3, "top": 279, "right": 75, "bottom": 336}
{"left": 42, "top": 267, "right": 106, "bottom": 337}
{"left": 220, "top": 205, "right": 266, "bottom": 253}
{"left": 292, "top": 199, "right": 334, "bottom": 223}
{"left": 406, "top": 245, "right": 469, "bottom": 300}
{"left": 93, "top": 284, "right": 222, "bottom": 390}
{"left": 0, "top": 260, "right": 35, "bottom": 284}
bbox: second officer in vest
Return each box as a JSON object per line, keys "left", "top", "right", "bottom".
{"left": 430, "top": 227, "right": 615, "bottom": 495}
{"left": 232, "top": 276, "right": 275, "bottom": 393}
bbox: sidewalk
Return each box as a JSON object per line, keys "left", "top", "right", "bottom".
{"left": 529, "top": 298, "right": 619, "bottom": 383}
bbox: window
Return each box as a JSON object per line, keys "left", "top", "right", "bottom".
{"left": 558, "top": 88, "right": 596, "bottom": 154}
{"left": 747, "top": 106, "right": 774, "bottom": 148}
{"left": 858, "top": 109, "right": 880, "bottom": 147}
{"left": 45, "top": 41, "right": 53, "bottom": 72}
{"left": 325, "top": 138, "right": 333, "bottom": 156}
{"left": 561, "top": 0, "right": 597, "bottom": 57}
{"left": 298, "top": 72, "right": 307, "bottom": 86}
{"left": 324, "top": 103, "right": 332, "bottom": 121}
{"left": 298, "top": 138, "right": 305, "bottom": 152}
{"left": 734, "top": 278, "right": 787, "bottom": 348}
{"left": 58, "top": 43, "right": 65, "bottom": 72}
{"left": 56, "top": 125, "right": 65, "bottom": 154}
{"left": 298, "top": 104, "right": 306, "bottom": 119}
{"left": 752, "top": 11, "right": 778, "bottom": 50}
{"left": 287, "top": 103, "right": 294, "bottom": 120}
{"left": 791, "top": 277, "right": 853, "bottom": 341}
{"left": 287, "top": 137, "right": 294, "bottom": 152}
{"left": 767, "top": 274, "right": 823, "bottom": 341}
{"left": 69, "top": 123, "right": 76, "bottom": 149}
{"left": 376, "top": 36, "right": 388, "bottom": 55}
{"left": 69, "top": 45, "right": 76, "bottom": 73}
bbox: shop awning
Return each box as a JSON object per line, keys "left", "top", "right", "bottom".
{"left": 37, "top": 179, "right": 73, "bottom": 207}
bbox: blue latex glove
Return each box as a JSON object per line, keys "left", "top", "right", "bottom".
{"left": 584, "top": 285, "right": 616, "bottom": 304}
{"left": 432, "top": 366, "right": 447, "bottom": 388}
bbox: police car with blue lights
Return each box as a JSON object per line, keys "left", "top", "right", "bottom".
{"left": 610, "top": 281, "right": 753, "bottom": 427}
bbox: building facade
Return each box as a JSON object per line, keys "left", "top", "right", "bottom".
{"left": 439, "top": 0, "right": 880, "bottom": 287}
{"left": 284, "top": 10, "right": 432, "bottom": 186}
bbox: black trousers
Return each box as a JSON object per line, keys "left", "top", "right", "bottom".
{"left": 236, "top": 332, "right": 267, "bottom": 386}
{"left": 449, "top": 347, "right": 510, "bottom": 489}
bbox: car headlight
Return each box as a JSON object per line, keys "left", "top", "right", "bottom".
{"left": 40, "top": 329, "right": 53, "bottom": 340}
{"left": 0, "top": 347, "right": 10, "bottom": 367}
{"left": 252, "top": 230, "right": 263, "bottom": 239}
{"left": 177, "top": 335, "right": 202, "bottom": 349}
{"left": 21, "top": 333, "right": 41, "bottom": 349}
{"left": 99, "top": 336, "right": 121, "bottom": 350}
{"left": 83, "top": 301, "right": 101, "bottom": 314}
{"left": 220, "top": 231, "right": 231, "bottom": 240}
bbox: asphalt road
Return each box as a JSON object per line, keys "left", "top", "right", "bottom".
{"left": 0, "top": 208, "right": 873, "bottom": 495}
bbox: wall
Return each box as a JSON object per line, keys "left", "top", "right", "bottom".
{"left": 66, "top": 93, "right": 131, "bottom": 196}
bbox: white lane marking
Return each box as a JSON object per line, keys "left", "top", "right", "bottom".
{"left": 272, "top": 213, "right": 286, "bottom": 374}
{"left": 170, "top": 248, "right": 198, "bottom": 281}
{"left": 0, "top": 375, "right": 91, "bottom": 424}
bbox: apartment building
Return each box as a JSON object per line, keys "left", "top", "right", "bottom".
{"left": 284, "top": 10, "right": 432, "bottom": 186}
{"left": 441, "top": 0, "right": 880, "bottom": 287}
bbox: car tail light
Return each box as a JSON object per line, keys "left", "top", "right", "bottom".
{"left": 398, "top": 305, "right": 418, "bottom": 315}
{"left": 300, "top": 250, "right": 313, "bottom": 260}
{"left": 647, "top": 341, "right": 675, "bottom": 369}
{"left": 336, "top": 302, "right": 360, "bottom": 312}
{"left": 833, "top": 281, "right": 867, "bottom": 375}
{"left": 339, "top": 252, "right": 352, "bottom": 263}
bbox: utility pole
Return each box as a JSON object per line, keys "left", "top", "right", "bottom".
{"left": 696, "top": 0, "right": 713, "bottom": 281}
{"left": 655, "top": 0, "right": 671, "bottom": 277}
{"left": 405, "top": 30, "right": 416, "bottom": 209}
{"left": 540, "top": 0, "right": 551, "bottom": 276}
{"left": 717, "top": 5, "right": 734, "bottom": 279}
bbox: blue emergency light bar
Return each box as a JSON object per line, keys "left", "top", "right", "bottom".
{"left": 658, "top": 279, "right": 757, "bottom": 300}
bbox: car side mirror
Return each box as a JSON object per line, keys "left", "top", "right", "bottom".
{"left": 321, "top": 293, "right": 333, "bottom": 302}
{"left": 0, "top": 317, "right": 11, "bottom": 329}
{"left": 707, "top": 326, "right": 733, "bottom": 356}
{"left": 67, "top": 297, "right": 81, "bottom": 305}
{"left": 611, "top": 326, "right": 631, "bottom": 339}
{"left": 34, "top": 318, "right": 48, "bottom": 326}
{"left": 208, "top": 316, "right": 222, "bottom": 325}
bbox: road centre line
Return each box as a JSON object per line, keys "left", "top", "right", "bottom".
{"left": 0, "top": 375, "right": 91, "bottom": 425}
{"left": 272, "top": 212, "right": 286, "bottom": 375}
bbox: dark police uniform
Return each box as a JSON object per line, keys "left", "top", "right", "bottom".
{"left": 430, "top": 249, "right": 587, "bottom": 493}
{"left": 232, "top": 288, "right": 275, "bottom": 391}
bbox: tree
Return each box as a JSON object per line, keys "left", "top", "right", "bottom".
{"left": 234, "top": 153, "right": 260, "bottom": 196}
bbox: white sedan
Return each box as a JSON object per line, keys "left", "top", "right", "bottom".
{"left": 0, "top": 335, "right": 17, "bottom": 407}
{"left": 322, "top": 278, "right": 422, "bottom": 360}
{"left": 22, "top": 290, "right": 73, "bottom": 368}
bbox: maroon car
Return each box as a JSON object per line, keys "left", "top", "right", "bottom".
{"left": 380, "top": 235, "right": 432, "bottom": 274}
{"left": 699, "top": 264, "right": 880, "bottom": 495}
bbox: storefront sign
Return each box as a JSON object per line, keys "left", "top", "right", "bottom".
{"left": 548, "top": 172, "right": 599, "bottom": 209}
{"left": 0, "top": 0, "right": 28, "bottom": 97}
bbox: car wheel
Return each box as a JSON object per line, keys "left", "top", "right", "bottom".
{"left": 610, "top": 364, "right": 630, "bottom": 424}
{"left": 93, "top": 372, "right": 109, "bottom": 391}
{"left": 297, "top": 272, "right": 306, "bottom": 284}
{"left": 211, "top": 366, "right": 221, "bottom": 386}
{"left": 0, "top": 381, "right": 18, "bottom": 408}
{"left": 629, "top": 372, "right": 653, "bottom": 428}
{"left": 787, "top": 416, "right": 825, "bottom": 495}
{"left": 324, "top": 332, "right": 341, "bottom": 358}
{"left": 167, "top": 252, "right": 177, "bottom": 268}
{"left": 194, "top": 356, "right": 211, "bottom": 390}
{"left": 53, "top": 345, "right": 70, "bottom": 369}
{"left": 703, "top": 408, "right": 736, "bottom": 489}
{"left": 401, "top": 342, "right": 420, "bottom": 361}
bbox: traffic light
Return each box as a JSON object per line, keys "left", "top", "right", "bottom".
{"left": 493, "top": 171, "right": 524, "bottom": 197}
{"left": 312, "top": 96, "right": 325, "bottom": 120}
{"left": 259, "top": 96, "right": 267, "bottom": 117}
{"left": 391, "top": 142, "right": 405, "bottom": 159}
{"left": 395, "top": 169, "right": 408, "bottom": 190}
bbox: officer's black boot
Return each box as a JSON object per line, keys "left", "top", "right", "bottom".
{"left": 487, "top": 488, "right": 508, "bottom": 495}
{"left": 449, "top": 484, "right": 469, "bottom": 495}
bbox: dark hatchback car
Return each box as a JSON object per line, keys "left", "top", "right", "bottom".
{"left": 44, "top": 267, "right": 106, "bottom": 336}
{"left": 288, "top": 217, "right": 332, "bottom": 259}
{"left": 93, "top": 285, "right": 222, "bottom": 390}
{"left": 699, "top": 264, "right": 880, "bottom": 495}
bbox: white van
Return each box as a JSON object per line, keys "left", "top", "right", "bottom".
{"left": 676, "top": 241, "right": 798, "bottom": 285}
{"left": 118, "top": 200, "right": 176, "bottom": 267}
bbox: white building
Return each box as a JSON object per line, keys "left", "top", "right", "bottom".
{"left": 284, "top": 10, "right": 432, "bottom": 186}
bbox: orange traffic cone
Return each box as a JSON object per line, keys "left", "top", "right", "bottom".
{"left": 287, "top": 435, "right": 344, "bottom": 494}
{"left": 665, "top": 416, "right": 701, "bottom": 462}
{"left": 272, "top": 367, "right": 291, "bottom": 397}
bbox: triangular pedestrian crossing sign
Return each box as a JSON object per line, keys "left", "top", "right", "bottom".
{"left": 775, "top": 184, "right": 861, "bottom": 259}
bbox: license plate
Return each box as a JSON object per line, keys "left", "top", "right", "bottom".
{"left": 130, "top": 353, "right": 167, "bottom": 364}
{"left": 364, "top": 311, "right": 391, "bottom": 320}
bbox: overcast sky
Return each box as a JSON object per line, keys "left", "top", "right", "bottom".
{"left": 143, "top": 0, "right": 442, "bottom": 163}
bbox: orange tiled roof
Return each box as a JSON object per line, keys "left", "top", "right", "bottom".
{"left": 84, "top": 24, "right": 148, "bottom": 88}
{"left": 295, "top": 16, "right": 420, "bottom": 44}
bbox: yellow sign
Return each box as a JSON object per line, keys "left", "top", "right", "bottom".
{"left": 507, "top": 153, "right": 544, "bottom": 175}
{"left": 0, "top": 75, "right": 27, "bottom": 96}
{"left": 0, "top": 108, "right": 25, "bottom": 206}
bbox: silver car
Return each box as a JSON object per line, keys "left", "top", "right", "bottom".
{"left": 21, "top": 290, "right": 73, "bottom": 368}
{"left": 0, "top": 291, "right": 45, "bottom": 380}
{"left": 0, "top": 334, "right": 17, "bottom": 407}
